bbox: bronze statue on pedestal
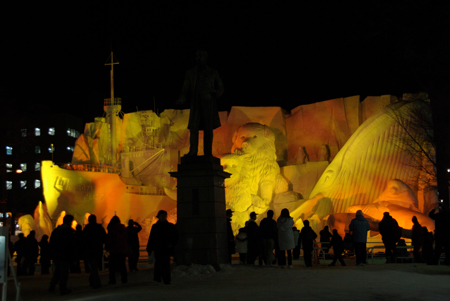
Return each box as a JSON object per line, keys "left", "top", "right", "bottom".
{"left": 177, "top": 49, "right": 224, "bottom": 157}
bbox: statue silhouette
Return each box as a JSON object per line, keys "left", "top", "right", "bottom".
{"left": 177, "top": 49, "right": 224, "bottom": 156}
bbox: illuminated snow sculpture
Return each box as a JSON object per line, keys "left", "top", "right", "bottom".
{"left": 33, "top": 201, "right": 53, "bottom": 241}
{"left": 347, "top": 179, "right": 435, "bottom": 231}
{"left": 222, "top": 123, "right": 302, "bottom": 230}
{"left": 295, "top": 101, "right": 436, "bottom": 235}
{"left": 18, "top": 214, "right": 36, "bottom": 237}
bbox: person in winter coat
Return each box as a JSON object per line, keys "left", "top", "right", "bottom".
{"left": 411, "top": 216, "right": 423, "bottom": 263}
{"left": 83, "top": 214, "right": 107, "bottom": 289}
{"left": 226, "top": 209, "right": 235, "bottom": 264}
{"left": 428, "top": 205, "right": 450, "bottom": 265}
{"left": 319, "top": 226, "right": 332, "bottom": 258}
{"left": 328, "top": 229, "right": 346, "bottom": 266}
{"left": 422, "top": 226, "right": 434, "bottom": 265}
{"left": 349, "top": 210, "right": 370, "bottom": 266}
{"left": 292, "top": 227, "right": 301, "bottom": 260}
{"left": 245, "top": 212, "right": 263, "bottom": 265}
{"left": 23, "top": 230, "right": 39, "bottom": 275}
{"left": 378, "top": 212, "right": 401, "bottom": 263}
{"left": 277, "top": 208, "right": 295, "bottom": 268}
{"left": 39, "top": 235, "right": 51, "bottom": 275}
{"left": 299, "top": 220, "right": 317, "bottom": 267}
{"left": 71, "top": 224, "right": 84, "bottom": 273}
{"left": 260, "top": 210, "right": 278, "bottom": 266}
{"left": 49, "top": 214, "right": 75, "bottom": 296}
{"left": 14, "top": 233, "right": 25, "bottom": 276}
{"left": 106, "top": 216, "right": 128, "bottom": 284}
{"left": 235, "top": 228, "right": 248, "bottom": 264}
{"left": 126, "top": 219, "right": 142, "bottom": 271}
{"left": 147, "top": 210, "right": 178, "bottom": 285}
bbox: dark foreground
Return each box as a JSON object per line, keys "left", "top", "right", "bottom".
{"left": 2, "top": 259, "right": 450, "bottom": 301}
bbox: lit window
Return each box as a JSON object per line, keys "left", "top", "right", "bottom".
{"left": 6, "top": 181, "right": 12, "bottom": 190}
{"left": 6, "top": 163, "right": 12, "bottom": 168}
{"left": 35, "top": 162, "right": 41, "bottom": 171}
{"left": 67, "top": 146, "right": 74, "bottom": 152}
{"left": 6, "top": 170, "right": 12, "bottom": 173}
{"left": 67, "top": 128, "right": 80, "bottom": 138}
{"left": 34, "top": 180, "right": 41, "bottom": 189}
{"left": 20, "top": 163, "right": 27, "bottom": 172}
{"left": 6, "top": 146, "right": 12, "bottom": 155}
{"left": 35, "top": 128, "right": 41, "bottom": 136}
{"left": 21, "top": 129, "right": 27, "bottom": 137}
{"left": 35, "top": 146, "right": 41, "bottom": 154}
{"left": 20, "top": 181, "right": 27, "bottom": 189}
{"left": 48, "top": 147, "right": 55, "bottom": 153}
{"left": 48, "top": 128, "right": 55, "bottom": 136}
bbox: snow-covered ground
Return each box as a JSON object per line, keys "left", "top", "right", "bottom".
{"left": 5, "top": 258, "right": 450, "bottom": 301}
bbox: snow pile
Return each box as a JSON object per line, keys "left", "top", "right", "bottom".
{"left": 172, "top": 264, "right": 217, "bottom": 278}
{"left": 218, "top": 264, "right": 234, "bottom": 273}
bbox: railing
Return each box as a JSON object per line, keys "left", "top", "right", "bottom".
{"left": 61, "top": 163, "right": 120, "bottom": 174}
{"left": 104, "top": 98, "right": 122, "bottom": 107}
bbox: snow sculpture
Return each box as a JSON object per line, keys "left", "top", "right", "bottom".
{"left": 39, "top": 95, "right": 436, "bottom": 240}
{"left": 33, "top": 201, "right": 53, "bottom": 241}
{"left": 18, "top": 214, "right": 36, "bottom": 237}
{"left": 299, "top": 101, "right": 436, "bottom": 234}
{"left": 347, "top": 179, "right": 435, "bottom": 231}
{"left": 222, "top": 123, "right": 296, "bottom": 230}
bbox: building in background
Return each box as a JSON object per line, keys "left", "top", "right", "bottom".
{"left": 1, "top": 111, "right": 83, "bottom": 223}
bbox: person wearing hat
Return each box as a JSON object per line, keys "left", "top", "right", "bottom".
{"left": 245, "top": 212, "right": 263, "bottom": 265}
{"left": 349, "top": 210, "right": 370, "bottom": 266}
{"left": 226, "top": 209, "right": 235, "bottom": 264}
{"left": 147, "top": 210, "right": 178, "bottom": 284}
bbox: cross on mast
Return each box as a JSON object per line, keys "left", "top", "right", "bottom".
{"left": 105, "top": 51, "right": 119, "bottom": 104}
{"left": 104, "top": 52, "right": 121, "bottom": 167}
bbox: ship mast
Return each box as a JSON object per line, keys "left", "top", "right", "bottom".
{"left": 104, "top": 52, "right": 121, "bottom": 167}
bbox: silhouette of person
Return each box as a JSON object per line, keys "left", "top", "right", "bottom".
{"left": 411, "top": 216, "right": 423, "bottom": 263}
{"left": 292, "top": 227, "right": 300, "bottom": 260}
{"left": 49, "top": 214, "right": 75, "bottom": 296}
{"left": 177, "top": 49, "right": 224, "bottom": 156}
{"left": 83, "top": 214, "right": 106, "bottom": 289}
{"left": 349, "top": 210, "right": 370, "bottom": 266}
{"left": 226, "top": 209, "right": 235, "bottom": 264}
{"left": 23, "top": 230, "right": 39, "bottom": 275}
{"left": 319, "top": 226, "right": 332, "bottom": 258}
{"left": 299, "top": 220, "right": 317, "bottom": 267}
{"left": 428, "top": 205, "right": 450, "bottom": 265}
{"left": 39, "top": 235, "right": 51, "bottom": 274}
{"left": 378, "top": 212, "right": 401, "bottom": 263}
{"left": 14, "top": 233, "right": 25, "bottom": 276}
{"left": 126, "top": 219, "right": 142, "bottom": 271}
{"left": 106, "top": 216, "right": 128, "bottom": 284}
{"left": 260, "top": 210, "right": 278, "bottom": 265}
{"left": 421, "top": 226, "right": 434, "bottom": 264}
{"left": 235, "top": 227, "right": 248, "bottom": 264}
{"left": 245, "top": 212, "right": 263, "bottom": 265}
{"left": 277, "top": 208, "right": 295, "bottom": 268}
{"left": 329, "top": 229, "right": 346, "bottom": 266}
{"left": 71, "top": 224, "right": 83, "bottom": 273}
{"left": 147, "top": 210, "right": 178, "bottom": 285}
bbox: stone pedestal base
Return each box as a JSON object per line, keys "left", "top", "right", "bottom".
{"left": 170, "top": 156, "right": 230, "bottom": 267}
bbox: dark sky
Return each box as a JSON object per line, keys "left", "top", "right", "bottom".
{"left": 2, "top": 1, "right": 449, "bottom": 123}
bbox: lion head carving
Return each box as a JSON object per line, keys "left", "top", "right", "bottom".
{"left": 222, "top": 123, "right": 291, "bottom": 232}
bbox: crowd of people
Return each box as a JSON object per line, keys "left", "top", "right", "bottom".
{"left": 228, "top": 207, "right": 450, "bottom": 269}
{"left": 6, "top": 205, "right": 450, "bottom": 295}
{"left": 8, "top": 211, "right": 176, "bottom": 296}
{"left": 229, "top": 208, "right": 320, "bottom": 268}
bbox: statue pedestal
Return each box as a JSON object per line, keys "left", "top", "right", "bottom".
{"left": 170, "top": 156, "right": 230, "bottom": 267}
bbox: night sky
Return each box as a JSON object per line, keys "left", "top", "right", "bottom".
{"left": 2, "top": 2, "right": 449, "bottom": 123}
